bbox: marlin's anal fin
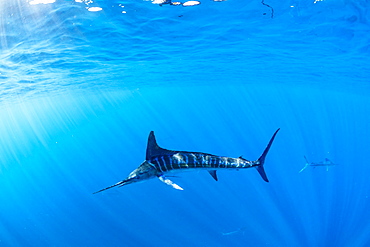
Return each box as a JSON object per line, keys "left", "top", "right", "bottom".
{"left": 158, "top": 175, "right": 184, "bottom": 190}
{"left": 208, "top": 170, "right": 218, "bottom": 181}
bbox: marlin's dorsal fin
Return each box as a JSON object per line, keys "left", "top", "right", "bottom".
{"left": 208, "top": 170, "right": 218, "bottom": 181}
{"left": 304, "top": 156, "right": 310, "bottom": 164}
{"left": 146, "top": 131, "right": 177, "bottom": 160}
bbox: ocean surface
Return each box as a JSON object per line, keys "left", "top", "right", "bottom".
{"left": 1, "top": 0, "right": 370, "bottom": 246}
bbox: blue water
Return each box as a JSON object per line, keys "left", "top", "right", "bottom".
{"left": 1, "top": 0, "right": 370, "bottom": 246}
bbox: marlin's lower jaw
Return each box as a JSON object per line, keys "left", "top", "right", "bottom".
{"left": 92, "top": 177, "right": 137, "bottom": 194}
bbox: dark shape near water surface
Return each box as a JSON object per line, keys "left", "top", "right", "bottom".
{"left": 93, "top": 128, "right": 280, "bottom": 194}
{"left": 299, "top": 156, "right": 338, "bottom": 173}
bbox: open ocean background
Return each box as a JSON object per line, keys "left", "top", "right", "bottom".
{"left": 1, "top": 0, "right": 370, "bottom": 246}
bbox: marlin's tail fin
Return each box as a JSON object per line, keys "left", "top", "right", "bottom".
{"left": 255, "top": 128, "right": 280, "bottom": 182}
{"left": 299, "top": 156, "right": 310, "bottom": 173}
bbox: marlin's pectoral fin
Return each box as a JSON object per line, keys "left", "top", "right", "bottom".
{"left": 208, "top": 170, "right": 218, "bottom": 181}
{"left": 158, "top": 175, "right": 184, "bottom": 190}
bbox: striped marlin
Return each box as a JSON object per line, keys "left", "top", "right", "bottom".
{"left": 93, "top": 128, "right": 280, "bottom": 194}
{"left": 299, "top": 156, "right": 338, "bottom": 173}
